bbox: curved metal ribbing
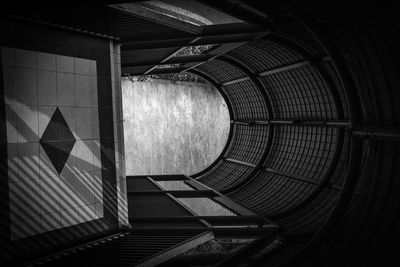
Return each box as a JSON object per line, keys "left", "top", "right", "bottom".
{"left": 186, "top": 69, "right": 235, "bottom": 179}
{"left": 191, "top": 29, "right": 350, "bottom": 234}
{"left": 191, "top": 59, "right": 271, "bottom": 191}
{"left": 185, "top": 4, "right": 398, "bottom": 265}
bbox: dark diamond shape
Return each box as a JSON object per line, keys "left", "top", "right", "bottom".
{"left": 40, "top": 108, "right": 76, "bottom": 174}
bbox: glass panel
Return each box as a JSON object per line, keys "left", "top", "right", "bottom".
{"left": 178, "top": 198, "right": 237, "bottom": 216}
{"left": 156, "top": 180, "right": 194, "bottom": 190}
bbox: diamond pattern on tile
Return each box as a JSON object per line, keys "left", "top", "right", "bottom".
{"left": 40, "top": 107, "right": 76, "bottom": 174}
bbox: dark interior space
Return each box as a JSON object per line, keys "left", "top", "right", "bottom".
{"left": 1, "top": 1, "right": 399, "bottom": 266}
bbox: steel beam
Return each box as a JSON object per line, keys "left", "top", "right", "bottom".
{"left": 232, "top": 119, "right": 351, "bottom": 127}
{"left": 132, "top": 226, "right": 278, "bottom": 238}
{"left": 122, "top": 54, "right": 212, "bottom": 68}
{"left": 258, "top": 60, "right": 309, "bottom": 76}
{"left": 196, "top": 0, "right": 270, "bottom": 27}
{"left": 180, "top": 42, "right": 251, "bottom": 73}
{"left": 216, "top": 56, "right": 275, "bottom": 196}
{"left": 222, "top": 76, "right": 251, "bottom": 86}
{"left": 121, "top": 33, "right": 263, "bottom": 50}
{"left": 265, "top": 168, "right": 319, "bottom": 185}
{"left": 122, "top": 22, "right": 266, "bottom": 44}
{"left": 131, "top": 215, "right": 269, "bottom": 225}
{"left": 145, "top": 174, "right": 188, "bottom": 181}
{"left": 349, "top": 127, "right": 400, "bottom": 141}
{"left": 224, "top": 158, "right": 257, "bottom": 168}
{"left": 110, "top": 3, "right": 202, "bottom": 34}
{"left": 127, "top": 190, "right": 218, "bottom": 198}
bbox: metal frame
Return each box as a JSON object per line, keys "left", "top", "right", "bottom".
{"left": 127, "top": 175, "right": 278, "bottom": 239}
{"left": 187, "top": 69, "right": 235, "bottom": 178}
{"left": 252, "top": 3, "right": 364, "bottom": 264}
{"left": 215, "top": 56, "right": 275, "bottom": 194}
{"left": 227, "top": 33, "right": 347, "bottom": 218}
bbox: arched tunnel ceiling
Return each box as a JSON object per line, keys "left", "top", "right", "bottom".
{"left": 116, "top": 2, "right": 399, "bottom": 265}
{"left": 4, "top": 1, "right": 399, "bottom": 266}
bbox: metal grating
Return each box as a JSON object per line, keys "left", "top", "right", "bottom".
{"left": 225, "top": 124, "right": 269, "bottom": 164}
{"left": 273, "top": 20, "right": 326, "bottom": 57}
{"left": 278, "top": 187, "right": 340, "bottom": 233}
{"left": 260, "top": 64, "right": 337, "bottom": 120}
{"left": 263, "top": 126, "right": 337, "bottom": 181}
{"left": 36, "top": 232, "right": 200, "bottom": 267}
{"left": 198, "top": 160, "right": 253, "bottom": 191}
{"left": 196, "top": 59, "right": 246, "bottom": 83}
{"left": 322, "top": 59, "right": 350, "bottom": 119}
{"left": 222, "top": 80, "right": 269, "bottom": 120}
{"left": 228, "top": 171, "right": 315, "bottom": 217}
{"left": 227, "top": 39, "right": 305, "bottom": 72}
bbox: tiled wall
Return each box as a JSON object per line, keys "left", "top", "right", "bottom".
{"left": 1, "top": 47, "right": 104, "bottom": 240}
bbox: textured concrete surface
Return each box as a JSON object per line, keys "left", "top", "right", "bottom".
{"left": 122, "top": 78, "right": 230, "bottom": 175}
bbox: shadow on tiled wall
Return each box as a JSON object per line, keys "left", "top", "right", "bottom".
{"left": 0, "top": 47, "right": 124, "bottom": 241}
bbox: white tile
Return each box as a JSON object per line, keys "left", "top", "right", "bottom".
{"left": 75, "top": 74, "right": 91, "bottom": 107}
{"left": 41, "top": 211, "right": 61, "bottom": 232}
{"left": 38, "top": 70, "right": 57, "bottom": 105}
{"left": 90, "top": 60, "right": 97, "bottom": 76}
{"left": 75, "top": 107, "right": 92, "bottom": 139}
{"left": 60, "top": 207, "right": 79, "bottom": 227}
{"left": 61, "top": 174, "right": 88, "bottom": 207}
{"left": 92, "top": 109, "right": 99, "bottom": 139}
{"left": 59, "top": 175, "right": 84, "bottom": 211}
{"left": 9, "top": 182, "right": 22, "bottom": 220}
{"left": 60, "top": 143, "right": 77, "bottom": 177}
{"left": 93, "top": 170, "right": 103, "bottom": 204}
{"left": 61, "top": 206, "right": 86, "bottom": 225}
{"left": 17, "top": 179, "right": 42, "bottom": 220}
{"left": 17, "top": 142, "right": 40, "bottom": 180}
{"left": 15, "top": 49, "right": 37, "bottom": 69}
{"left": 57, "top": 72, "right": 75, "bottom": 106}
{"left": 74, "top": 58, "right": 91, "bottom": 75}
{"left": 38, "top": 106, "right": 56, "bottom": 138}
{"left": 73, "top": 173, "right": 94, "bottom": 205}
{"left": 91, "top": 76, "right": 98, "bottom": 107}
{"left": 15, "top": 68, "right": 37, "bottom": 105}
{"left": 93, "top": 140, "right": 101, "bottom": 171}
{"left": 17, "top": 105, "right": 39, "bottom": 142}
{"left": 10, "top": 219, "right": 21, "bottom": 240}
{"left": 80, "top": 204, "right": 97, "bottom": 221}
{"left": 59, "top": 106, "right": 76, "bottom": 138}
{"left": 7, "top": 143, "right": 19, "bottom": 183}
{"left": 1, "top": 47, "right": 15, "bottom": 66}
{"left": 19, "top": 216, "right": 44, "bottom": 238}
{"left": 37, "top": 52, "right": 56, "bottom": 71}
{"left": 39, "top": 144, "right": 58, "bottom": 179}
{"left": 76, "top": 140, "right": 93, "bottom": 172}
{"left": 2, "top": 67, "right": 16, "bottom": 103}
{"left": 94, "top": 202, "right": 103, "bottom": 217}
{"left": 56, "top": 55, "right": 74, "bottom": 73}
{"left": 5, "top": 104, "right": 18, "bottom": 143}
{"left": 40, "top": 177, "right": 60, "bottom": 214}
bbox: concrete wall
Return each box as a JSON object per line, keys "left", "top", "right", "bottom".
{"left": 122, "top": 78, "right": 230, "bottom": 176}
